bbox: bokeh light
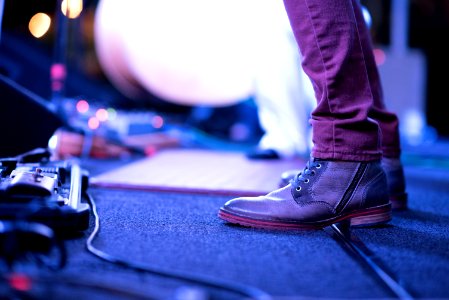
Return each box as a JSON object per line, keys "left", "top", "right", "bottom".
{"left": 152, "top": 115, "right": 164, "bottom": 129}
{"left": 28, "top": 13, "right": 51, "bottom": 38}
{"left": 373, "top": 48, "right": 386, "bottom": 66}
{"left": 96, "top": 108, "right": 109, "bottom": 122}
{"left": 48, "top": 134, "right": 58, "bottom": 150}
{"left": 88, "top": 117, "right": 100, "bottom": 130}
{"left": 361, "top": 6, "right": 372, "bottom": 29}
{"left": 76, "top": 100, "right": 89, "bottom": 114}
{"left": 61, "top": 0, "right": 83, "bottom": 19}
{"left": 8, "top": 274, "right": 32, "bottom": 292}
{"left": 107, "top": 108, "right": 117, "bottom": 120}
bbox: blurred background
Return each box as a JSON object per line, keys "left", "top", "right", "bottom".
{"left": 0, "top": 0, "right": 448, "bottom": 158}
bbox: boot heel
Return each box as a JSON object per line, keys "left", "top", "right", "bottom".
{"left": 350, "top": 207, "right": 392, "bottom": 227}
{"left": 390, "top": 193, "right": 408, "bottom": 211}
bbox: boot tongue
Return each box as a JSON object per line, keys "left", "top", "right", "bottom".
{"left": 309, "top": 157, "right": 323, "bottom": 166}
{"left": 311, "top": 156, "right": 325, "bottom": 162}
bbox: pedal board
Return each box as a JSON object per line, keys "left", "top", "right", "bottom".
{"left": 0, "top": 149, "right": 90, "bottom": 232}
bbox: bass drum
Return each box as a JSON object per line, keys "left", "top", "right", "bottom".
{"left": 93, "top": 0, "right": 270, "bottom": 107}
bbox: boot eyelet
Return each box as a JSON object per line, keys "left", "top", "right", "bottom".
{"left": 296, "top": 186, "right": 301, "bottom": 191}
{"left": 311, "top": 171, "right": 316, "bottom": 175}
{"left": 316, "top": 164, "right": 322, "bottom": 169}
{"left": 304, "top": 179, "right": 310, "bottom": 183}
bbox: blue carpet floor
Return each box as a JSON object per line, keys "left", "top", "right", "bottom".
{"left": 30, "top": 143, "right": 449, "bottom": 300}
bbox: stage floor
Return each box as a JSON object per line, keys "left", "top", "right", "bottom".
{"left": 91, "top": 148, "right": 305, "bottom": 196}
{"left": 21, "top": 144, "right": 449, "bottom": 299}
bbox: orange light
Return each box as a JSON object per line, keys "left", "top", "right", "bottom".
{"left": 76, "top": 100, "right": 89, "bottom": 113}
{"left": 88, "top": 117, "right": 100, "bottom": 130}
{"left": 373, "top": 48, "right": 386, "bottom": 66}
{"left": 152, "top": 115, "right": 164, "bottom": 129}
{"left": 29, "top": 13, "right": 51, "bottom": 38}
{"left": 96, "top": 108, "right": 109, "bottom": 122}
{"left": 61, "top": 0, "right": 83, "bottom": 19}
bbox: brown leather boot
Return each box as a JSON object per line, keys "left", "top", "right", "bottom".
{"left": 219, "top": 157, "right": 392, "bottom": 230}
{"left": 279, "top": 157, "right": 407, "bottom": 210}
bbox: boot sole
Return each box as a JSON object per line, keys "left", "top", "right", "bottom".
{"left": 218, "top": 204, "right": 392, "bottom": 230}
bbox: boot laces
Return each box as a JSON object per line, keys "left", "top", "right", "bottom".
{"left": 291, "top": 159, "right": 322, "bottom": 190}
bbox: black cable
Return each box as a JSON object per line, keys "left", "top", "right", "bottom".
{"left": 84, "top": 192, "right": 272, "bottom": 300}
{"left": 329, "top": 223, "right": 414, "bottom": 300}
{"left": 32, "top": 237, "right": 67, "bottom": 271}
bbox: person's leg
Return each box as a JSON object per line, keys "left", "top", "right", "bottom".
{"left": 351, "top": 0, "right": 401, "bottom": 158}
{"left": 218, "top": 0, "right": 393, "bottom": 230}
{"left": 351, "top": 0, "right": 407, "bottom": 209}
{"left": 277, "top": 0, "right": 407, "bottom": 208}
{"left": 283, "top": 0, "right": 382, "bottom": 161}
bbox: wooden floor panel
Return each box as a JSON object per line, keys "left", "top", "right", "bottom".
{"left": 91, "top": 149, "right": 305, "bottom": 196}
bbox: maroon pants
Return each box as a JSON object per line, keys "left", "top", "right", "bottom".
{"left": 283, "top": 0, "right": 401, "bottom": 161}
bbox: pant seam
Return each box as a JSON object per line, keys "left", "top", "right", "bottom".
{"left": 350, "top": 0, "right": 375, "bottom": 111}
{"left": 303, "top": 0, "right": 330, "bottom": 112}
{"left": 303, "top": 0, "right": 335, "bottom": 155}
